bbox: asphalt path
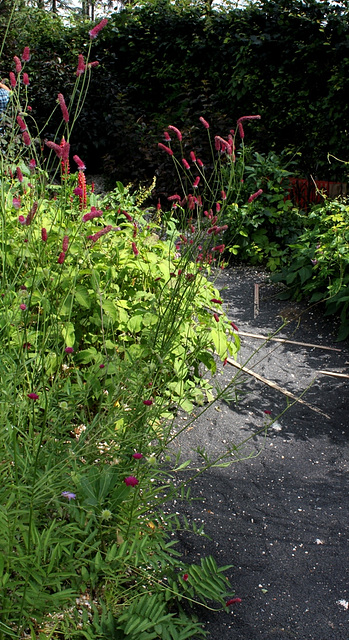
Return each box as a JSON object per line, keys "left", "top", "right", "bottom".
{"left": 172, "top": 266, "right": 349, "bottom": 640}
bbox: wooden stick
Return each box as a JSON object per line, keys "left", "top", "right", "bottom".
{"left": 226, "top": 357, "right": 331, "bottom": 419}
{"left": 254, "top": 283, "right": 260, "bottom": 319}
{"left": 237, "top": 330, "right": 341, "bottom": 352}
{"left": 318, "top": 370, "right": 349, "bottom": 379}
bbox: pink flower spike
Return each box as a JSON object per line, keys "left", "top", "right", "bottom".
{"left": 88, "top": 225, "right": 113, "bottom": 243}
{"left": 41, "top": 228, "right": 47, "bottom": 242}
{"left": 132, "top": 242, "right": 139, "bottom": 256}
{"left": 238, "top": 122, "right": 245, "bottom": 139}
{"left": 22, "top": 131, "right": 31, "bottom": 146}
{"left": 230, "top": 322, "right": 239, "bottom": 331}
{"left": 213, "top": 313, "right": 219, "bottom": 322}
{"left": 193, "top": 176, "right": 200, "bottom": 188}
{"left": 132, "top": 452, "right": 143, "bottom": 459}
{"left": 16, "top": 167, "right": 23, "bottom": 183}
{"left": 197, "top": 158, "right": 204, "bottom": 168}
{"left": 158, "top": 143, "right": 173, "bottom": 156}
{"left": 27, "top": 392, "right": 39, "bottom": 400}
{"left": 25, "top": 202, "right": 38, "bottom": 226}
{"left": 164, "top": 131, "right": 171, "bottom": 141}
{"left": 190, "top": 151, "right": 196, "bottom": 162}
{"left": 182, "top": 158, "right": 190, "bottom": 170}
{"left": 23, "top": 73, "right": 29, "bottom": 86}
{"left": 143, "top": 399, "right": 153, "bottom": 406}
{"left": 58, "top": 252, "right": 66, "bottom": 264}
{"left": 183, "top": 573, "right": 189, "bottom": 581}
{"left": 248, "top": 188, "right": 263, "bottom": 203}
{"left": 62, "top": 235, "right": 69, "bottom": 252}
{"left": 199, "top": 116, "right": 210, "bottom": 129}
{"left": 18, "top": 215, "right": 26, "bottom": 225}
{"left": 73, "top": 155, "right": 86, "bottom": 171}
{"left": 22, "top": 46, "right": 30, "bottom": 62}
{"left": 17, "top": 116, "right": 26, "bottom": 132}
{"left": 45, "top": 140, "right": 63, "bottom": 158}
{"left": 89, "top": 18, "right": 108, "bottom": 39}
{"left": 216, "top": 202, "right": 221, "bottom": 213}
{"left": 167, "top": 194, "right": 181, "bottom": 202}
{"left": 65, "top": 346, "right": 74, "bottom": 353}
{"left": 211, "top": 298, "right": 222, "bottom": 304}
{"left": 221, "top": 190, "right": 227, "bottom": 200}
{"left": 76, "top": 54, "right": 85, "bottom": 76}
{"left": 9, "top": 72, "right": 16, "bottom": 88}
{"left": 58, "top": 93, "right": 69, "bottom": 123}
{"left": 14, "top": 55, "right": 22, "bottom": 73}
{"left": 237, "top": 115, "right": 261, "bottom": 123}
{"left": 124, "top": 475, "right": 139, "bottom": 487}
{"left": 20, "top": 303, "right": 27, "bottom": 310}
{"left": 88, "top": 61, "right": 99, "bottom": 68}
{"left": 82, "top": 207, "right": 103, "bottom": 222}
{"left": 226, "top": 598, "right": 242, "bottom": 606}
{"left": 29, "top": 159, "right": 36, "bottom": 170}
{"left": 13, "top": 197, "right": 21, "bottom": 210}
{"left": 168, "top": 125, "right": 182, "bottom": 141}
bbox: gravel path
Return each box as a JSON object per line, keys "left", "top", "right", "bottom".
{"left": 173, "top": 266, "right": 349, "bottom": 640}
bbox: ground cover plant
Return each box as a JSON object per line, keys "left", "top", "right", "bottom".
{"left": 0, "top": 24, "right": 269, "bottom": 640}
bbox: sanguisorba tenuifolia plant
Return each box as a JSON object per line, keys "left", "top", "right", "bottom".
{"left": 0, "top": 21, "right": 246, "bottom": 640}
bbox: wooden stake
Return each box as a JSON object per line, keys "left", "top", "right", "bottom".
{"left": 237, "top": 330, "right": 341, "bottom": 352}
{"left": 226, "top": 357, "right": 331, "bottom": 419}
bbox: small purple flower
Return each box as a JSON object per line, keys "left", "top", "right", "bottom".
{"left": 311, "top": 259, "right": 318, "bottom": 265}
{"left": 20, "top": 303, "right": 27, "bottom": 310}
{"left": 132, "top": 452, "right": 143, "bottom": 459}
{"left": 61, "top": 491, "right": 76, "bottom": 500}
{"left": 143, "top": 399, "right": 153, "bottom": 406}
{"left": 65, "top": 347, "right": 74, "bottom": 354}
{"left": 13, "top": 198, "right": 21, "bottom": 210}
{"left": 124, "top": 476, "right": 139, "bottom": 487}
{"left": 99, "top": 363, "right": 105, "bottom": 369}
{"left": 74, "top": 187, "right": 83, "bottom": 197}
{"left": 27, "top": 392, "right": 39, "bottom": 400}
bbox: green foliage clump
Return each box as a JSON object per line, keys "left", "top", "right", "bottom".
{"left": 272, "top": 198, "right": 349, "bottom": 340}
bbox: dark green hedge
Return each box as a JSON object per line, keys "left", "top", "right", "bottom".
{"left": 1, "top": 0, "right": 349, "bottom": 189}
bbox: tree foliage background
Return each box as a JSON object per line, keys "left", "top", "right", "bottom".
{"left": 1, "top": 0, "right": 349, "bottom": 191}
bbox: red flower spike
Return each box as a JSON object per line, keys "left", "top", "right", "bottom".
{"left": 16, "top": 167, "right": 23, "bottom": 183}
{"left": 164, "top": 131, "right": 171, "bottom": 141}
{"left": 73, "top": 155, "right": 86, "bottom": 171}
{"left": 211, "top": 298, "right": 222, "bottom": 304}
{"left": 158, "top": 143, "right": 173, "bottom": 156}
{"left": 226, "top": 598, "right": 242, "bottom": 606}
{"left": 58, "top": 93, "right": 69, "bottom": 123}
{"left": 182, "top": 158, "right": 190, "bottom": 170}
{"left": 248, "top": 189, "right": 263, "bottom": 203}
{"left": 168, "top": 125, "right": 182, "bottom": 142}
{"left": 132, "top": 242, "right": 139, "bottom": 256}
{"left": 23, "top": 73, "right": 29, "bottom": 86}
{"left": 199, "top": 116, "right": 210, "bottom": 129}
{"left": 237, "top": 115, "right": 261, "bottom": 123}
{"left": 62, "top": 235, "right": 69, "bottom": 252}
{"left": 230, "top": 322, "right": 239, "bottom": 331}
{"left": 88, "top": 225, "right": 113, "bottom": 243}
{"left": 89, "top": 18, "right": 108, "bottom": 39}
{"left": 76, "top": 54, "right": 85, "bottom": 76}
{"left": 78, "top": 171, "right": 87, "bottom": 210}
{"left": 58, "top": 252, "right": 66, "bottom": 264}
{"left": 214, "top": 313, "right": 219, "bottom": 322}
{"left": 17, "top": 116, "right": 26, "bottom": 132}
{"left": 183, "top": 574, "right": 189, "bottom": 581}
{"left": 22, "top": 46, "right": 30, "bottom": 62}
{"left": 22, "top": 131, "right": 31, "bottom": 146}
{"left": 9, "top": 72, "right": 16, "bottom": 88}
{"left": 238, "top": 122, "right": 245, "bottom": 139}
{"left": 41, "top": 228, "right": 47, "bottom": 242}
{"left": 13, "top": 55, "right": 22, "bottom": 73}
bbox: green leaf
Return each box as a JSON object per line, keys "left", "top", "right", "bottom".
{"left": 61, "top": 321, "right": 75, "bottom": 347}
{"left": 75, "top": 285, "right": 91, "bottom": 309}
